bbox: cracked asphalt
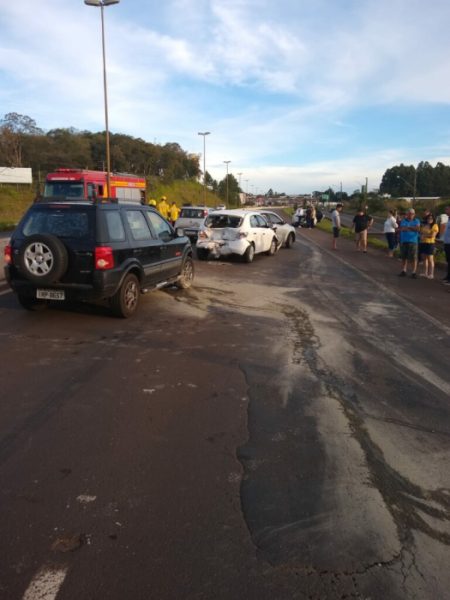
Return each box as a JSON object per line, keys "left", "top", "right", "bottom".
{"left": 0, "top": 224, "right": 449, "bottom": 600}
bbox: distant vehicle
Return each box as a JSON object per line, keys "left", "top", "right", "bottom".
{"left": 44, "top": 168, "right": 146, "bottom": 204}
{"left": 259, "top": 210, "right": 296, "bottom": 248}
{"left": 4, "top": 197, "right": 193, "bottom": 318}
{"left": 216, "top": 204, "right": 226, "bottom": 210}
{"left": 196, "top": 209, "right": 278, "bottom": 262}
{"left": 174, "top": 206, "right": 211, "bottom": 242}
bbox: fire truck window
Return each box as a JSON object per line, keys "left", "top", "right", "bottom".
{"left": 98, "top": 185, "right": 104, "bottom": 197}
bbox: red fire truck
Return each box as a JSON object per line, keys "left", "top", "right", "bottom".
{"left": 43, "top": 169, "right": 146, "bottom": 203}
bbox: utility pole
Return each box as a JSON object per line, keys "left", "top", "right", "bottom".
{"left": 223, "top": 160, "right": 231, "bottom": 206}
{"left": 198, "top": 132, "right": 210, "bottom": 205}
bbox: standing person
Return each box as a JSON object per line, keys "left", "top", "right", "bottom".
{"left": 169, "top": 201, "right": 180, "bottom": 226}
{"left": 383, "top": 210, "right": 398, "bottom": 258}
{"left": 157, "top": 196, "right": 170, "bottom": 219}
{"left": 437, "top": 209, "right": 449, "bottom": 240}
{"left": 419, "top": 214, "right": 439, "bottom": 278}
{"left": 305, "top": 205, "right": 313, "bottom": 228}
{"left": 352, "top": 208, "right": 373, "bottom": 252}
{"left": 442, "top": 205, "right": 450, "bottom": 285}
{"left": 395, "top": 211, "right": 404, "bottom": 249}
{"left": 293, "top": 205, "right": 304, "bottom": 227}
{"left": 398, "top": 208, "right": 421, "bottom": 278}
{"left": 310, "top": 205, "right": 317, "bottom": 228}
{"left": 331, "top": 203, "right": 343, "bottom": 250}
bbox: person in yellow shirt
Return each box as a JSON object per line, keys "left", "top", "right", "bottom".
{"left": 420, "top": 214, "right": 439, "bottom": 279}
{"left": 157, "top": 196, "right": 169, "bottom": 219}
{"left": 148, "top": 198, "right": 157, "bottom": 207}
{"left": 169, "top": 201, "right": 179, "bottom": 226}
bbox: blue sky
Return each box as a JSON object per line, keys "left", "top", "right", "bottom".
{"left": 1, "top": 0, "right": 450, "bottom": 194}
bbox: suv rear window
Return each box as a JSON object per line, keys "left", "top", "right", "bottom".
{"left": 205, "top": 214, "right": 242, "bottom": 228}
{"left": 22, "top": 206, "right": 93, "bottom": 239}
{"left": 180, "top": 208, "right": 207, "bottom": 219}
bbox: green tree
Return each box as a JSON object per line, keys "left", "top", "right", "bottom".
{"left": 218, "top": 173, "right": 240, "bottom": 206}
{"left": 0, "top": 112, "right": 43, "bottom": 167}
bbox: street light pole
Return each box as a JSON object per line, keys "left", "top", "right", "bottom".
{"left": 223, "top": 160, "right": 231, "bottom": 206}
{"left": 84, "top": 0, "right": 119, "bottom": 198}
{"left": 198, "top": 132, "right": 210, "bottom": 205}
{"left": 397, "top": 169, "right": 417, "bottom": 202}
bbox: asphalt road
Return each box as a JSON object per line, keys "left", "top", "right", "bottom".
{"left": 0, "top": 227, "right": 449, "bottom": 600}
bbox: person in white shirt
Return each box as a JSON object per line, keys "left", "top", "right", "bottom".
{"left": 383, "top": 210, "right": 398, "bottom": 257}
{"left": 331, "top": 203, "right": 343, "bottom": 250}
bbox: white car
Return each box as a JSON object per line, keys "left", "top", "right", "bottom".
{"left": 196, "top": 209, "right": 279, "bottom": 262}
{"left": 259, "top": 210, "right": 296, "bottom": 248}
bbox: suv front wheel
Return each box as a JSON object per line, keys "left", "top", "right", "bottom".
{"left": 110, "top": 273, "right": 140, "bottom": 318}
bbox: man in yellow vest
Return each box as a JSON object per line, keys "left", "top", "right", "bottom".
{"left": 157, "top": 196, "right": 170, "bottom": 219}
{"left": 169, "top": 201, "right": 180, "bottom": 226}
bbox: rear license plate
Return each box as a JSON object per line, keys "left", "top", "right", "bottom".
{"left": 36, "top": 289, "right": 65, "bottom": 300}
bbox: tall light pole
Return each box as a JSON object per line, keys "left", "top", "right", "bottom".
{"left": 198, "top": 132, "right": 210, "bottom": 205}
{"left": 223, "top": 160, "right": 231, "bottom": 206}
{"left": 84, "top": 0, "right": 119, "bottom": 198}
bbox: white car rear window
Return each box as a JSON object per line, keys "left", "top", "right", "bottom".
{"left": 205, "top": 215, "right": 242, "bottom": 228}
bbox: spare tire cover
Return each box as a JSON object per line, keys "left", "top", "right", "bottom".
{"left": 18, "top": 234, "right": 69, "bottom": 285}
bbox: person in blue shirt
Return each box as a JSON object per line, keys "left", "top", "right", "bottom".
{"left": 398, "top": 208, "right": 421, "bottom": 278}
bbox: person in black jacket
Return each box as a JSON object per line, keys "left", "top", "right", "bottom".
{"left": 352, "top": 208, "right": 373, "bottom": 252}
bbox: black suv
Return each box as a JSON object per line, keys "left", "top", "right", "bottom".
{"left": 4, "top": 198, "right": 194, "bottom": 317}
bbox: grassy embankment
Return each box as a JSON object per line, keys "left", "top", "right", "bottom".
{"left": 0, "top": 180, "right": 219, "bottom": 231}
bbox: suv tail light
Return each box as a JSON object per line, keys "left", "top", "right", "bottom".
{"left": 4, "top": 244, "right": 12, "bottom": 265}
{"left": 95, "top": 246, "right": 114, "bottom": 270}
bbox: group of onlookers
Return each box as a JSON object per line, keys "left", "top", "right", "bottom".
{"left": 384, "top": 206, "right": 450, "bottom": 281}
{"left": 330, "top": 203, "right": 450, "bottom": 284}
{"left": 293, "top": 204, "right": 323, "bottom": 228}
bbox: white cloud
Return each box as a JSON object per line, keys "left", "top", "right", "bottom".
{"left": 1, "top": 0, "right": 450, "bottom": 193}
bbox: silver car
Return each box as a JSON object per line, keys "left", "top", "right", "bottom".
{"left": 259, "top": 211, "right": 296, "bottom": 248}
{"left": 174, "top": 206, "right": 210, "bottom": 242}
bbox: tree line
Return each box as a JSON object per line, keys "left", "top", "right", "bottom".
{"left": 0, "top": 112, "right": 200, "bottom": 183}
{"left": 0, "top": 112, "right": 246, "bottom": 205}
{"left": 379, "top": 162, "right": 450, "bottom": 197}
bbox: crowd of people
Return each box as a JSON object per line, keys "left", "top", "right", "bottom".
{"left": 330, "top": 203, "right": 450, "bottom": 284}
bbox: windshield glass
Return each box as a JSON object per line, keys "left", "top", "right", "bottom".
{"left": 205, "top": 214, "right": 242, "bottom": 228}
{"left": 44, "top": 181, "right": 85, "bottom": 199}
{"left": 22, "top": 207, "right": 93, "bottom": 239}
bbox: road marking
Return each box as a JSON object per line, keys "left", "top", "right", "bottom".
{"left": 22, "top": 565, "right": 68, "bottom": 600}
